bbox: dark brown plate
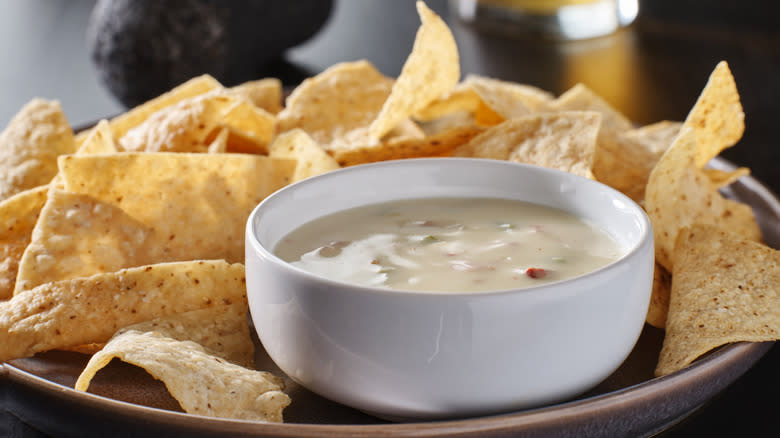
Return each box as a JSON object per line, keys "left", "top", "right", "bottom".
{"left": 2, "top": 157, "right": 778, "bottom": 438}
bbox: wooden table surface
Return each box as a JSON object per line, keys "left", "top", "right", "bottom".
{"left": 1, "top": 0, "right": 778, "bottom": 436}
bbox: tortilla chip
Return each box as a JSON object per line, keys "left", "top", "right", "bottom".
{"left": 417, "top": 111, "right": 478, "bottom": 137}
{"left": 275, "top": 60, "right": 394, "bottom": 146}
{"left": 207, "top": 128, "right": 229, "bottom": 154}
{"left": 0, "top": 260, "right": 246, "bottom": 361}
{"left": 703, "top": 167, "right": 751, "bottom": 189}
{"left": 75, "top": 329, "right": 289, "bottom": 422}
{"left": 74, "top": 119, "right": 119, "bottom": 155}
{"left": 85, "top": 74, "right": 222, "bottom": 145}
{"left": 601, "top": 121, "right": 683, "bottom": 203}
{"left": 237, "top": 100, "right": 280, "bottom": 154}
{"left": 13, "top": 190, "right": 151, "bottom": 293}
{"left": 545, "top": 83, "right": 651, "bottom": 195}
{"left": 333, "top": 125, "right": 483, "bottom": 166}
{"left": 110, "top": 302, "right": 255, "bottom": 368}
{"left": 65, "top": 300, "right": 255, "bottom": 362}
{"left": 645, "top": 263, "right": 672, "bottom": 329}
{"left": 0, "top": 99, "right": 75, "bottom": 202}
{"left": 655, "top": 225, "right": 779, "bottom": 376}
{"left": 645, "top": 127, "right": 761, "bottom": 271}
{"left": 14, "top": 154, "right": 294, "bottom": 293}
{"left": 368, "top": 1, "right": 460, "bottom": 140}
{"left": 624, "top": 121, "right": 682, "bottom": 158}
{"left": 119, "top": 94, "right": 274, "bottom": 154}
{"left": 413, "top": 84, "right": 483, "bottom": 122}
{"left": 463, "top": 75, "right": 554, "bottom": 120}
{"left": 226, "top": 78, "right": 283, "bottom": 115}
{"left": 547, "top": 83, "right": 633, "bottom": 132}
{"left": 453, "top": 112, "right": 600, "bottom": 179}
{"left": 682, "top": 62, "right": 745, "bottom": 168}
{"left": 269, "top": 129, "right": 340, "bottom": 182}
{"left": 0, "top": 186, "right": 48, "bottom": 299}
{"left": 413, "top": 81, "right": 505, "bottom": 128}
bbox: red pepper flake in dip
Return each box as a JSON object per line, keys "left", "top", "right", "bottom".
{"left": 526, "top": 267, "right": 547, "bottom": 279}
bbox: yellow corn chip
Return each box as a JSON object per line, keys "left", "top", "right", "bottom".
{"left": 655, "top": 225, "right": 779, "bottom": 376}
{"left": 275, "top": 60, "right": 394, "bottom": 146}
{"left": 453, "top": 112, "right": 600, "bottom": 179}
{"left": 95, "top": 301, "right": 255, "bottom": 369}
{"left": 624, "top": 120, "right": 682, "bottom": 158}
{"left": 97, "top": 74, "right": 222, "bottom": 144}
{"left": 545, "top": 83, "right": 650, "bottom": 194}
{"left": 645, "top": 263, "right": 672, "bottom": 329}
{"left": 119, "top": 94, "right": 274, "bottom": 154}
{"left": 605, "top": 120, "right": 683, "bottom": 202}
{"left": 413, "top": 81, "right": 504, "bottom": 128}
{"left": 0, "top": 260, "right": 247, "bottom": 361}
{"left": 0, "top": 99, "right": 75, "bottom": 202}
{"left": 74, "top": 119, "right": 119, "bottom": 155}
{"left": 269, "top": 129, "right": 340, "bottom": 182}
{"left": 226, "top": 77, "right": 283, "bottom": 115}
{"left": 703, "top": 167, "right": 751, "bottom": 188}
{"left": 547, "top": 83, "right": 633, "bottom": 132}
{"left": 682, "top": 61, "right": 745, "bottom": 168}
{"left": 0, "top": 185, "right": 48, "bottom": 299}
{"left": 645, "top": 127, "right": 761, "bottom": 271}
{"left": 333, "top": 125, "right": 483, "bottom": 166}
{"left": 413, "top": 83, "right": 483, "bottom": 121}
{"left": 464, "top": 75, "right": 554, "bottom": 120}
{"left": 218, "top": 99, "right": 276, "bottom": 155}
{"left": 207, "top": 128, "right": 229, "bottom": 154}
{"left": 368, "top": 1, "right": 460, "bottom": 140}
{"left": 14, "top": 190, "right": 154, "bottom": 293}
{"left": 75, "top": 329, "right": 289, "bottom": 422}
{"left": 417, "top": 111, "right": 478, "bottom": 137}
{"left": 14, "top": 154, "right": 294, "bottom": 293}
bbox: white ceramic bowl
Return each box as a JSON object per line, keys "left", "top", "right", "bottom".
{"left": 245, "top": 158, "right": 654, "bottom": 420}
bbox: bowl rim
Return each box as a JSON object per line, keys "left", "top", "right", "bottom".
{"left": 246, "top": 157, "right": 654, "bottom": 298}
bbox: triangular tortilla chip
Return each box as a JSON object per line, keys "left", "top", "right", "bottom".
{"left": 368, "top": 1, "right": 460, "bottom": 140}
{"left": 0, "top": 99, "right": 75, "bottom": 202}
{"left": 275, "top": 60, "right": 395, "bottom": 146}
{"left": 1, "top": 260, "right": 246, "bottom": 361}
{"left": 453, "top": 112, "right": 601, "bottom": 179}
{"left": 14, "top": 154, "right": 294, "bottom": 293}
{"left": 269, "top": 129, "right": 340, "bottom": 182}
{"left": 645, "top": 127, "right": 760, "bottom": 271}
{"left": 332, "top": 124, "right": 483, "bottom": 166}
{"left": 115, "top": 302, "right": 255, "bottom": 368}
{"left": 226, "top": 77, "right": 283, "bottom": 115}
{"left": 682, "top": 61, "right": 745, "bottom": 168}
{"left": 119, "top": 94, "right": 274, "bottom": 154}
{"left": 645, "top": 262, "right": 672, "bottom": 329}
{"left": 655, "top": 225, "right": 779, "bottom": 376}
{"left": 463, "top": 75, "right": 554, "bottom": 120}
{"left": 75, "top": 327, "right": 289, "bottom": 422}
{"left": 74, "top": 74, "right": 223, "bottom": 147}
{"left": 0, "top": 185, "right": 48, "bottom": 299}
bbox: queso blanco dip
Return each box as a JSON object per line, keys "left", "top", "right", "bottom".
{"left": 274, "top": 198, "right": 623, "bottom": 293}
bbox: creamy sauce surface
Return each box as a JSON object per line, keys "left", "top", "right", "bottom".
{"left": 275, "top": 198, "right": 623, "bottom": 293}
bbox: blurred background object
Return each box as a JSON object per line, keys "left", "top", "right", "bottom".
{"left": 87, "top": 0, "right": 333, "bottom": 107}
{"left": 451, "top": 0, "right": 639, "bottom": 40}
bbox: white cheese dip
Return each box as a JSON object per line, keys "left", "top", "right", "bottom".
{"left": 274, "top": 198, "right": 623, "bottom": 293}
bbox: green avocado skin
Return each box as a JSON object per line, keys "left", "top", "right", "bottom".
{"left": 87, "top": 0, "right": 333, "bottom": 108}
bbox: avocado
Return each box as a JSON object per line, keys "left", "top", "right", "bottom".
{"left": 87, "top": 0, "right": 333, "bottom": 108}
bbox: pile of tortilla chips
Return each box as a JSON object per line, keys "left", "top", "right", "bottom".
{"left": 0, "top": 0, "right": 777, "bottom": 422}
